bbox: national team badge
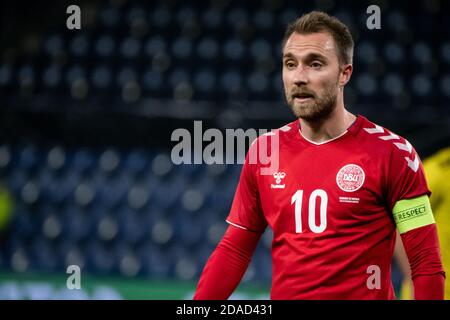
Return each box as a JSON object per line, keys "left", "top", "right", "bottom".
{"left": 336, "top": 164, "right": 365, "bottom": 192}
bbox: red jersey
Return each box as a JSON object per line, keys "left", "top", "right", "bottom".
{"left": 226, "top": 115, "right": 430, "bottom": 299}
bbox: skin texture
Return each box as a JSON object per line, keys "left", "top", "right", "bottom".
{"left": 282, "top": 31, "right": 355, "bottom": 143}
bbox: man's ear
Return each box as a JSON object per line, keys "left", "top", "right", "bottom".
{"left": 339, "top": 64, "right": 353, "bottom": 87}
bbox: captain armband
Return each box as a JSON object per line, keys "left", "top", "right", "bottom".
{"left": 392, "top": 195, "right": 435, "bottom": 234}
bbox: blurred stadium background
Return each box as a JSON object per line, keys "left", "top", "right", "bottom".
{"left": 0, "top": 0, "right": 449, "bottom": 299}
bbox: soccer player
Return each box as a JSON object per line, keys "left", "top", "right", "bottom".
{"left": 194, "top": 11, "right": 445, "bottom": 299}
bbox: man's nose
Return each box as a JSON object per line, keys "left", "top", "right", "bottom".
{"left": 292, "top": 66, "right": 309, "bottom": 85}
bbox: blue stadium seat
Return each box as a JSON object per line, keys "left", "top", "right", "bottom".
{"left": 99, "top": 6, "right": 121, "bottom": 28}
{"left": 65, "top": 65, "right": 86, "bottom": 87}
{"left": 31, "top": 235, "right": 59, "bottom": 272}
{"left": 174, "top": 256, "right": 198, "bottom": 281}
{"left": 42, "top": 64, "right": 62, "bottom": 90}
{"left": 169, "top": 69, "right": 190, "bottom": 90}
{"left": 411, "top": 74, "right": 432, "bottom": 98}
{"left": 91, "top": 66, "right": 112, "bottom": 89}
{"left": 58, "top": 240, "right": 85, "bottom": 271}
{"left": 384, "top": 42, "right": 405, "bottom": 65}
{"left": 142, "top": 68, "right": 163, "bottom": 93}
{"left": 253, "top": 9, "right": 274, "bottom": 30}
{"left": 71, "top": 148, "right": 96, "bottom": 175}
{"left": 356, "top": 73, "right": 378, "bottom": 97}
{"left": 145, "top": 36, "right": 166, "bottom": 56}
{"left": 116, "top": 67, "right": 138, "bottom": 89}
{"left": 151, "top": 5, "right": 171, "bottom": 29}
{"left": 62, "top": 206, "right": 93, "bottom": 243}
{"left": 412, "top": 42, "right": 433, "bottom": 65}
{"left": 44, "top": 34, "right": 64, "bottom": 57}
{"left": 11, "top": 207, "right": 35, "bottom": 240}
{"left": 17, "top": 64, "right": 35, "bottom": 89}
{"left": 247, "top": 71, "right": 270, "bottom": 94}
{"left": 0, "top": 63, "right": 13, "bottom": 88}
{"left": 226, "top": 7, "right": 247, "bottom": 30}
{"left": 441, "top": 42, "right": 450, "bottom": 64}
{"left": 118, "top": 210, "right": 147, "bottom": 245}
{"left": 383, "top": 73, "right": 405, "bottom": 97}
{"left": 440, "top": 74, "right": 450, "bottom": 97}
{"left": 171, "top": 37, "right": 193, "bottom": 61}
{"left": 201, "top": 7, "right": 222, "bottom": 29}
{"left": 17, "top": 144, "right": 41, "bottom": 172}
{"left": 85, "top": 241, "right": 115, "bottom": 274}
{"left": 176, "top": 6, "right": 196, "bottom": 26}
{"left": 196, "top": 37, "right": 218, "bottom": 60}
{"left": 114, "top": 244, "right": 142, "bottom": 277}
{"left": 386, "top": 11, "right": 408, "bottom": 34}
{"left": 357, "top": 41, "right": 377, "bottom": 65}
{"left": 223, "top": 38, "right": 245, "bottom": 61}
{"left": 9, "top": 246, "right": 31, "bottom": 273}
{"left": 95, "top": 35, "right": 116, "bottom": 58}
{"left": 126, "top": 6, "right": 146, "bottom": 26}
{"left": 70, "top": 33, "right": 89, "bottom": 57}
{"left": 177, "top": 214, "right": 204, "bottom": 248}
{"left": 120, "top": 37, "right": 141, "bottom": 59}
{"left": 0, "top": 145, "right": 11, "bottom": 176}
{"left": 140, "top": 243, "right": 172, "bottom": 278}
{"left": 193, "top": 69, "right": 216, "bottom": 95}
{"left": 278, "top": 8, "right": 298, "bottom": 27}
{"left": 221, "top": 69, "right": 243, "bottom": 97}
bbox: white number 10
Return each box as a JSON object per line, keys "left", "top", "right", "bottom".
{"left": 291, "top": 189, "right": 328, "bottom": 233}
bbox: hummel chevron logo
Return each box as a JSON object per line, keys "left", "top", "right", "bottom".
{"left": 405, "top": 155, "right": 419, "bottom": 172}
{"left": 394, "top": 140, "right": 412, "bottom": 153}
{"left": 363, "top": 124, "right": 384, "bottom": 134}
{"left": 364, "top": 124, "right": 418, "bottom": 173}
{"left": 379, "top": 132, "right": 399, "bottom": 141}
{"left": 364, "top": 125, "right": 399, "bottom": 141}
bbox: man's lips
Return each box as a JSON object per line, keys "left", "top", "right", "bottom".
{"left": 292, "top": 91, "right": 315, "bottom": 98}
{"left": 292, "top": 94, "right": 314, "bottom": 102}
{"left": 294, "top": 97, "right": 313, "bottom": 103}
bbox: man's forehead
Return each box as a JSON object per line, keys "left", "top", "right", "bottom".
{"left": 283, "top": 32, "right": 336, "bottom": 57}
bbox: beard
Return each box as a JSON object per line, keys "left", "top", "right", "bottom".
{"left": 286, "top": 81, "right": 339, "bottom": 122}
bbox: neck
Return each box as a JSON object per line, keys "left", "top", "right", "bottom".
{"left": 299, "top": 103, "right": 356, "bottom": 144}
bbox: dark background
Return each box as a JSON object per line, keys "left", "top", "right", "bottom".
{"left": 0, "top": 0, "right": 448, "bottom": 299}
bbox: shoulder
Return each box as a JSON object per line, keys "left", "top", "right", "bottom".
{"left": 357, "top": 117, "right": 422, "bottom": 175}
{"left": 358, "top": 117, "right": 416, "bottom": 157}
{"left": 249, "top": 119, "right": 298, "bottom": 148}
{"left": 245, "top": 120, "right": 297, "bottom": 168}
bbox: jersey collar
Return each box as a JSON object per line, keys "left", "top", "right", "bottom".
{"left": 296, "top": 115, "right": 363, "bottom": 146}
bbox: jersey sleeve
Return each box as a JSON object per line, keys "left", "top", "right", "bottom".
{"left": 385, "top": 138, "right": 430, "bottom": 209}
{"left": 226, "top": 143, "right": 268, "bottom": 233}
{"left": 385, "top": 138, "right": 433, "bottom": 233}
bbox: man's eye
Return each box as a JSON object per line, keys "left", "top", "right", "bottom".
{"left": 311, "top": 62, "right": 322, "bottom": 68}
{"left": 285, "top": 61, "right": 296, "bottom": 68}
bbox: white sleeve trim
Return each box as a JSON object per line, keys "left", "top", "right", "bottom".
{"left": 226, "top": 220, "right": 248, "bottom": 230}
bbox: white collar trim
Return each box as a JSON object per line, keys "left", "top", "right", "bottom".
{"left": 299, "top": 129, "right": 349, "bottom": 145}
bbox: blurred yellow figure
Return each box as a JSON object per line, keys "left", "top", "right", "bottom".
{"left": 0, "top": 184, "right": 14, "bottom": 232}
{"left": 396, "top": 147, "right": 450, "bottom": 299}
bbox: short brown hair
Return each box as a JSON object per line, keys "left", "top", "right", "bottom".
{"left": 282, "top": 11, "right": 354, "bottom": 66}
